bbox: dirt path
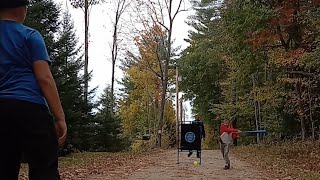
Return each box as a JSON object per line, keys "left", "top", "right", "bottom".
{"left": 88, "top": 150, "right": 271, "bottom": 180}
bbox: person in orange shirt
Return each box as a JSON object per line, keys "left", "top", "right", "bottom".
{"left": 219, "top": 121, "right": 241, "bottom": 170}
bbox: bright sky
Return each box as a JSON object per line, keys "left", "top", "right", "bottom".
{"left": 55, "top": 0, "right": 194, "bottom": 120}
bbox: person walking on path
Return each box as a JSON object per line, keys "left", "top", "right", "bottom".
{"left": 0, "top": 0, "right": 67, "bottom": 179}
{"left": 219, "top": 121, "right": 240, "bottom": 170}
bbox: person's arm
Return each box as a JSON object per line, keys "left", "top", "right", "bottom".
{"left": 221, "top": 126, "right": 240, "bottom": 133}
{"left": 28, "top": 30, "right": 67, "bottom": 146}
{"left": 33, "top": 61, "right": 67, "bottom": 146}
{"left": 230, "top": 128, "right": 241, "bottom": 139}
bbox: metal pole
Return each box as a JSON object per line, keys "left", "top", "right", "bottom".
{"left": 252, "top": 74, "right": 260, "bottom": 143}
{"left": 176, "top": 66, "right": 179, "bottom": 164}
{"left": 176, "top": 67, "right": 179, "bottom": 144}
{"left": 180, "top": 97, "right": 183, "bottom": 122}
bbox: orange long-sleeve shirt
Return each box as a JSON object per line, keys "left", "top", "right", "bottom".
{"left": 220, "top": 123, "right": 239, "bottom": 139}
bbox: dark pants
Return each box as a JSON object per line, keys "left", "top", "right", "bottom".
{"left": 188, "top": 150, "right": 201, "bottom": 158}
{"left": 0, "top": 100, "right": 60, "bottom": 180}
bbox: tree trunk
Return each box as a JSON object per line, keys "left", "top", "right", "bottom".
{"left": 84, "top": 0, "right": 89, "bottom": 106}
{"left": 232, "top": 117, "right": 238, "bottom": 146}
{"left": 232, "top": 78, "right": 238, "bottom": 146}
{"left": 153, "top": 0, "right": 182, "bottom": 148}
{"left": 158, "top": 76, "right": 168, "bottom": 147}
{"left": 308, "top": 76, "right": 315, "bottom": 140}
{"left": 157, "top": 25, "right": 172, "bottom": 148}
{"left": 111, "top": 33, "right": 116, "bottom": 113}
{"left": 296, "top": 80, "right": 306, "bottom": 140}
{"left": 111, "top": 6, "right": 120, "bottom": 114}
{"left": 175, "top": 67, "right": 179, "bottom": 147}
{"left": 252, "top": 74, "right": 260, "bottom": 143}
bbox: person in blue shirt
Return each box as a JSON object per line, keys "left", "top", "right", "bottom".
{"left": 0, "top": 0, "right": 67, "bottom": 179}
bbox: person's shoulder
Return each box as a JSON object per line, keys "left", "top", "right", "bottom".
{"left": 20, "top": 24, "right": 41, "bottom": 38}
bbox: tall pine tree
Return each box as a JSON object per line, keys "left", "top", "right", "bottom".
{"left": 25, "top": 0, "right": 60, "bottom": 56}
{"left": 25, "top": 0, "right": 96, "bottom": 151}
{"left": 53, "top": 9, "right": 95, "bottom": 151}
{"left": 93, "top": 86, "right": 129, "bottom": 152}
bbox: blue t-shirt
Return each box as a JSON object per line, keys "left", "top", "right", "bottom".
{"left": 0, "top": 20, "right": 51, "bottom": 106}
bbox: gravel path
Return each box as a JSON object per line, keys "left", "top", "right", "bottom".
{"left": 88, "top": 150, "right": 271, "bottom": 180}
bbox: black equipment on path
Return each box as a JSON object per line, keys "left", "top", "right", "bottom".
{"left": 177, "top": 121, "right": 202, "bottom": 164}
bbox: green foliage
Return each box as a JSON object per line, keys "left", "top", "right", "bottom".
{"left": 26, "top": 0, "right": 86, "bottom": 150}
{"left": 25, "top": 0, "right": 60, "bottom": 55}
{"left": 179, "top": 0, "right": 223, "bottom": 120}
{"left": 53, "top": 8, "right": 98, "bottom": 151}
{"left": 25, "top": 0, "right": 125, "bottom": 153}
{"left": 90, "top": 86, "right": 130, "bottom": 152}
{"left": 180, "top": 0, "right": 320, "bottom": 143}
